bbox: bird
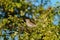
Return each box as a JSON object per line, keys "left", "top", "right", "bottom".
{"left": 20, "top": 15, "right": 37, "bottom": 28}
{"left": 25, "top": 19, "right": 36, "bottom": 28}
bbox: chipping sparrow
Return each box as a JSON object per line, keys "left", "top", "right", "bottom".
{"left": 25, "top": 19, "right": 36, "bottom": 27}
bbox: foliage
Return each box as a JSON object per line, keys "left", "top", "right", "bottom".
{"left": 0, "top": 0, "right": 60, "bottom": 40}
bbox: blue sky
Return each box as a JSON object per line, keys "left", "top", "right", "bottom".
{"left": 53, "top": 14, "right": 60, "bottom": 25}
{"left": 29, "top": 0, "right": 60, "bottom": 8}
{"left": 51, "top": 0, "right": 60, "bottom": 6}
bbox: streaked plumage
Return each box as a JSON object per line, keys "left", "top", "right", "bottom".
{"left": 25, "top": 19, "right": 36, "bottom": 27}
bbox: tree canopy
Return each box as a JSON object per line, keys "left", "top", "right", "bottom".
{"left": 0, "top": 0, "right": 60, "bottom": 40}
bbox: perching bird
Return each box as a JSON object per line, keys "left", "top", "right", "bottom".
{"left": 20, "top": 15, "right": 36, "bottom": 27}
{"left": 25, "top": 19, "right": 36, "bottom": 27}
